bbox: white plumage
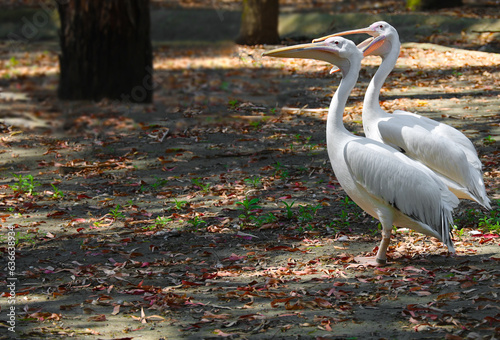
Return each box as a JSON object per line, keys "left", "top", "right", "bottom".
{"left": 313, "top": 21, "right": 491, "bottom": 210}
{"left": 263, "top": 37, "right": 459, "bottom": 264}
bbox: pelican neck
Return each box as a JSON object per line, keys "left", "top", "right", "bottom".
{"left": 363, "top": 40, "right": 400, "bottom": 115}
{"left": 327, "top": 59, "right": 361, "bottom": 136}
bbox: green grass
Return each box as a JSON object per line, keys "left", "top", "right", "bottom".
{"left": 298, "top": 203, "right": 321, "bottom": 223}
{"left": 281, "top": 200, "right": 295, "bottom": 219}
{"left": 192, "top": 178, "right": 211, "bottom": 193}
{"left": 9, "top": 173, "right": 40, "bottom": 195}
{"left": 454, "top": 200, "right": 500, "bottom": 233}
{"left": 244, "top": 176, "right": 261, "bottom": 188}
{"left": 483, "top": 135, "right": 495, "bottom": 146}
{"left": 50, "top": 184, "right": 64, "bottom": 198}
{"left": 171, "top": 198, "right": 188, "bottom": 210}
{"left": 187, "top": 216, "right": 206, "bottom": 229}
{"left": 109, "top": 205, "right": 125, "bottom": 220}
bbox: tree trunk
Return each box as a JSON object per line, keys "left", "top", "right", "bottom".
{"left": 57, "top": 0, "right": 153, "bottom": 103}
{"left": 407, "top": 0, "right": 463, "bottom": 10}
{"left": 236, "top": 0, "right": 279, "bottom": 45}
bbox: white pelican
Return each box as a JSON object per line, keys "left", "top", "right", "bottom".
{"left": 263, "top": 37, "right": 459, "bottom": 265}
{"left": 313, "top": 21, "right": 491, "bottom": 210}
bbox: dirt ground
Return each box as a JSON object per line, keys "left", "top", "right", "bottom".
{"left": 0, "top": 3, "right": 500, "bottom": 340}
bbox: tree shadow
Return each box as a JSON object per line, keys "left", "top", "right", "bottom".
{"left": 0, "top": 35, "right": 498, "bottom": 339}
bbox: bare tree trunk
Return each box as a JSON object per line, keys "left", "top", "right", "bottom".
{"left": 407, "top": 0, "right": 463, "bottom": 10}
{"left": 236, "top": 0, "right": 279, "bottom": 45}
{"left": 57, "top": 0, "right": 153, "bottom": 103}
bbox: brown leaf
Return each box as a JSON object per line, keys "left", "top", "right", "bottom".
{"left": 271, "top": 297, "right": 295, "bottom": 308}
{"left": 213, "top": 329, "right": 238, "bottom": 337}
{"left": 202, "top": 311, "right": 231, "bottom": 320}
{"left": 83, "top": 307, "right": 95, "bottom": 314}
{"left": 111, "top": 304, "right": 120, "bottom": 315}
{"left": 436, "top": 292, "right": 460, "bottom": 301}
{"left": 460, "top": 281, "right": 476, "bottom": 289}
{"left": 314, "top": 297, "right": 333, "bottom": 308}
{"left": 60, "top": 304, "right": 80, "bottom": 311}
{"left": 285, "top": 300, "right": 305, "bottom": 310}
{"left": 87, "top": 314, "right": 106, "bottom": 322}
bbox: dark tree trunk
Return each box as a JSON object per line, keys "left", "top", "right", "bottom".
{"left": 236, "top": 0, "right": 279, "bottom": 45}
{"left": 57, "top": 0, "right": 153, "bottom": 103}
{"left": 407, "top": 0, "right": 463, "bottom": 10}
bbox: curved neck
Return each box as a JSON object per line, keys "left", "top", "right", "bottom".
{"left": 327, "top": 61, "right": 360, "bottom": 137}
{"left": 364, "top": 41, "right": 400, "bottom": 114}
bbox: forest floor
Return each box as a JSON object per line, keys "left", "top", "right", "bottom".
{"left": 0, "top": 2, "right": 499, "bottom": 340}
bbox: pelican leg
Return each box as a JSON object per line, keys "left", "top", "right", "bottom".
{"left": 352, "top": 220, "right": 393, "bottom": 267}
{"left": 375, "top": 229, "right": 391, "bottom": 264}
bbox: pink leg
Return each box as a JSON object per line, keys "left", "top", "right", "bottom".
{"left": 374, "top": 212, "right": 394, "bottom": 264}
{"left": 375, "top": 230, "right": 391, "bottom": 264}
{"left": 352, "top": 212, "right": 394, "bottom": 267}
{"left": 352, "top": 229, "right": 392, "bottom": 267}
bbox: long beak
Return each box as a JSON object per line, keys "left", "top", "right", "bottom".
{"left": 312, "top": 27, "right": 376, "bottom": 43}
{"left": 312, "top": 27, "right": 387, "bottom": 62}
{"left": 262, "top": 41, "right": 344, "bottom": 66}
{"left": 360, "top": 35, "right": 386, "bottom": 56}
{"left": 326, "top": 36, "right": 384, "bottom": 75}
{"left": 312, "top": 27, "right": 386, "bottom": 57}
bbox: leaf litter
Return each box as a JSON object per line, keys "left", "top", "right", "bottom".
{"left": 0, "top": 18, "right": 499, "bottom": 340}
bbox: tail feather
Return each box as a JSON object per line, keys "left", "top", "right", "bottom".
{"left": 437, "top": 184, "right": 458, "bottom": 253}
{"left": 440, "top": 207, "right": 455, "bottom": 253}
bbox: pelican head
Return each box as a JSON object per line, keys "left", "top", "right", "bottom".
{"left": 312, "top": 21, "right": 399, "bottom": 58}
{"left": 262, "top": 37, "right": 364, "bottom": 75}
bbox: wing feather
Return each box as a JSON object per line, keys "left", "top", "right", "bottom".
{"left": 392, "top": 110, "right": 479, "bottom": 161}
{"left": 377, "top": 120, "right": 472, "bottom": 185}
{"left": 376, "top": 114, "right": 489, "bottom": 208}
{"left": 344, "top": 140, "right": 458, "bottom": 235}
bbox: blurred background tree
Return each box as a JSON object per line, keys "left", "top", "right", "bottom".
{"left": 236, "top": 0, "right": 279, "bottom": 45}
{"left": 407, "top": 0, "right": 463, "bottom": 10}
{"left": 57, "top": 0, "right": 153, "bottom": 103}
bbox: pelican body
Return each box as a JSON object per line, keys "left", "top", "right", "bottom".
{"left": 314, "top": 21, "right": 490, "bottom": 209}
{"left": 263, "top": 38, "right": 458, "bottom": 264}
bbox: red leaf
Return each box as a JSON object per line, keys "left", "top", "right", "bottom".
{"left": 47, "top": 211, "right": 66, "bottom": 218}
{"left": 223, "top": 254, "right": 246, "bottom": 262}
{"left": 479, "top": 238, "right": 493, "bottom": 244}
{"left": 182, "top": 280, "right": 202, "bottom": 287}
{"left": 483, "top": 316, "right": 500, "bottom": 324}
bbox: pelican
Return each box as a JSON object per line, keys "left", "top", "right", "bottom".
{"left": 263, "top": 37, "right": 459, "bottom": 265}
{"left": 313, "top": 21, "right": 491, "bottom": 210}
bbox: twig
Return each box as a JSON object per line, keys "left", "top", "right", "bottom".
{"left": 471, "top": 30, "right": 500, "bottom": 33}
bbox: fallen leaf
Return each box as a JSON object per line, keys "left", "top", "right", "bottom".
{"left": 87, "top": 314, "right": 106, "bottom": 322}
